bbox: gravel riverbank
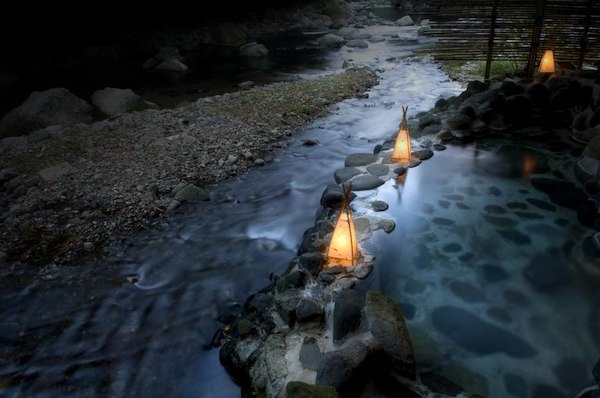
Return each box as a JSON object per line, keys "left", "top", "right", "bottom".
{"left": 0, "top": 67, "right": 378, "bottom": 266}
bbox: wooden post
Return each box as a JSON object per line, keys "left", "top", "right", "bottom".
{"left": 485, "top": 0, "right": 500, "bottom": 80}
{"left": 578, "top": 0, "right": 593, "bottom": 70}
{"left": 527, "top": 0, "right": 546, "bottom": 77}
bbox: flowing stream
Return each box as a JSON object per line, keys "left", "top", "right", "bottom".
{"left": 1, "top": 21, "right": 598, "bottom": 398}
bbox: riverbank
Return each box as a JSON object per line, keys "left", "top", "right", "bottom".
{"left": 0, "top": 67, "right": 378, "bottom": 267}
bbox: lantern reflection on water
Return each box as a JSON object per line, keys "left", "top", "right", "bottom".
{"left": 326, "top": 184, "right": 360, "bottom": 267}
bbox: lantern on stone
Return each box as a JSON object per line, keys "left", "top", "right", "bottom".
{"left": 392, "top": 106, "right": 411, "bottom": 163}
{"left": 326, "top": 184, "right": 360, "bottom": 267}
{"left": 539, "top": 49, "right": 556, "bottom": 73}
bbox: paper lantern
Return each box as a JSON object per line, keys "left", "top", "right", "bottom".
{"left": 539, "top": 49, "right": 555, "bottom": 73}
{"left": 326, "top": 185, "right": 360, "bottom": 267}
{"left": 392, "top": 106, "right": 411, "bottom": 163}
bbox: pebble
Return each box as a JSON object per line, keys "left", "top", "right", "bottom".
{"left": 83, "top": 242, "right": 95, "bottom": 252}
{"left": 371, "top": 200, "right": 389, "bottom": 212}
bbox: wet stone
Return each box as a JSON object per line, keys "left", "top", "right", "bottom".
{"left": 443, "top": 243, "right": 462, "bottom": 253}
{"left": 457, "top": 186, "right": 480, "bottom": 196}
{"left": 504, "top": 374, "right": 527, "bottom": 398}
{"left": 299, "top": 338, "right": 322, "bottom": 370}
{"left": 459, "top": 252, "right": 474, "bottom": 262}
{"left": 408, "top": 158, "right": 422, "bottom": 168}
{"left": 380, "top": 219, "right": 396, "bottom": 233}
{"left": 431, "top": 306, "right": 537, "bottom": 358}
{"left": 393, "top": 166, "right": 407, "bottom": 176}
{"left": 438, "top": 200, "right": 450, "bottom": 209}
{"left": 488, "top": 186, "right": 502, "bottom": 196}
{"left": 421, "top": 372, "right": 464, "bottom": 396}
{"left": 456, "top": 202, "right": 470, "bottom": 210}
{"left": 333, "top": 290, "right": 365, "bottom": 342}
{"left": 349, "top": 175, "right": 384, "bottom": 191}
{"left": 297, "top": 298, "right": 323, "bottom": 322}
{"left": 449, "top": 281, "right": 485, "bottom": 303}
{"left": 371, "top": 200, "right": 388, "bottom": 212}
{"left": 484, "top": 204, "right": 507, "bottom": 214}
{"left": 515, "top": 211, "right": 543, "bottom": 220}
{"left": 485, "top": 216, "right": 517, "bottom": 228}
{"left": 320, "top": 184, "right": 357, "bottom": 208}
{"left": 412, "top": 149, "right": 434, "bottom": 160}
{"left": 496, "top": 228, "right": 531, "bottom": 245}
{"left": 507, "top": 202, "right": 528, "bottom": 209}
{"left": 400, "top": 302, "right": 416, "bottom": 320}
{"left": 286, "top": 381, "right": 339, "bottom": 398}
{"left": 334, "top": 167, "right": 362, "bottom": 184}
{"left": 433, "top": 143, "right": 447, "bottom": 151}
{"left": 526, "top": 198, "right": 557, "bottom": 212}
{"left": 481, "top": 264, "right": 509, "bottom": 283}
{"left": 366, "top": 164, "right": 389, "bottom": 176}
{"left": 345, "top": 153, "right": 377, "bottom": 167}
{"left": 433, "top": 217, "right": 455, "bottom": 226}
{"left": 486, "top": 307, "right": 512, "bottom": 324}
{"left": 524, "top": 249, "right": 571, "bottom": 291}
{"left": 593, "top": 358, "right": 600, "bottom": 384}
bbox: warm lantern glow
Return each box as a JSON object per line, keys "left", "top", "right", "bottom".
{"left": 539, "top": 49, "right": 555, "bottom": 73}
{"left": 392, "top": 106, "right": 411, "bottom": 163}
{"left": 326, "top": 185, "right": 360, "bottom": 267}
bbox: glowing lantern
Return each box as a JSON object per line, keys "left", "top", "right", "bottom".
{"left": 539, "top": 49, "right": 555, "bottom": 73}
{"left": 326, "top": 184, "right": 360, "bottom": 267}
{"left": 392, "top": 106, "right": 411, "bottom": 163}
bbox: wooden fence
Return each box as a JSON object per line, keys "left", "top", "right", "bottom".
{"left": 416, "top": 0, "right": 600, "bottom": 78}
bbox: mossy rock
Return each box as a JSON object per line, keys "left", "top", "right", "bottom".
{"left": 286, "top": 381, "right": 339, "bottom": 398}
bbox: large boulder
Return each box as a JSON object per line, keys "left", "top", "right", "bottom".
{"left": 0, "top": 88, "right": 92, "bottom": 137}
{"left": 91, "top": 87, "right": 158, "bottom": 116}
{"left": 317, "top": 34, "right": 345, "bottom": 49}
{"left": 155, "top": 59, "right": 188, "bottom": 72}
{"left": 239, "top": 42, "right": 269, "bottom": 57}
{"left": 154, "top": 46, "right": 184, "bottom": 62}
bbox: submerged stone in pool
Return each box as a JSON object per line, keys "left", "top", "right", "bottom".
{"left": 481, "top": 264, "right": 509, "bottom": 283}
{"left": 484, "top": 204, "right": 508, "bottom": 214}
{"left": 496, "top": 228, "right": 531, "bottom": 245}
{"left": 524, "top": 249, "right": 571, "bottom": 291}
{"left": 443, "top": 243, "right": 462, "bottom": 253}
{"left": 431, "top": 306, "right": 537, "bottom": 358}
{"left": 433, "top": 217, "right": 455, "bottom": 226}
{"left": 526, "top": 198, "right": 557, "bottom": 212}
{"left": 504, "top": 374, "right": 527, "bottom": 398}
{"left": 485, "top": 216, "right": 517, "bottom": 228}
{"left": 438, "top": 200, "right": 450, "bottom": 209}
{"left": 488, "top": 186, "right": 503, "bottom": 196}
{"left": 448, "top": 281, "right": 485, "bottom": 303}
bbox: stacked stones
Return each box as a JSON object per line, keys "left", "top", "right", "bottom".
{"left": 218, "top": 138, "right": 472, "bottom": 397}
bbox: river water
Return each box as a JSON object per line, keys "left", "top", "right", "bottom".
{"left": 1, "top": 21, "right": 597, "bottom": 398}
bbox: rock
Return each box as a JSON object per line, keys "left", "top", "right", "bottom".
{"left": 0, "top": 88, "right": 92, "bottom": 137}
{"left": 446, "top": 114, "right": 471, "bottom": 130}
{"left": 481, "top": 264, "right": 509, "bottom": 283}
{"left": 240, "top": 42, "right": 269, "bottom": 57}
{"left": 0, "top": 136, "right": 26, "bottom": 147}
{"left": 320, "top": 183, "right": 356, "bottom": 208}
{"left": 155, "top": 46, "right": 184, "bottom": 62}
{"left": 530, "top": 178, "right": 587, "bottom": 211}
{"left": 345, "top": 40, "right": 368, "bottom": 49}
{"left": 504, "top": 374, "right": 527, "bottom": 398}
{"left": 345, "top": 153, "right": 377, "bottom": 167}
{"left": 431, "top": 306, "right": 537, "bottom": 358}
{"left": 371, "top": 201, "right": 388, "bottom": 212}
{"left": 573, "top": 109, "right": 591, "bottom": 130}
{"left": 593, "top": 358, "right": 600, "bottom": 384}
{"left": 500, "top": 79, "right": 525, "bottom": 96}
{"left": 315, "top": 340, "right": 373, "bottom": 396}
{"left": 38, "top": 162, "right": 72, "bottom": 182}
{"left": 421, "top": 372, "right": 465, "bottom": 396}
{"left": 334, "top": 167, "right": 362, "bottom": 184}
{"left": 526, "top": 198, "right": 556, "bottom": 212}
{"left": 586, "top": 135, "right": 600, "bottom": 160}
{"left": 524, "top": 249, "right": 571, "bottom": 291}
{"left": 297, "top": 298, "right": 323, "bottom": 322}
{"left": 333, "top": 289, "right": 365, "bottom": 342}
{"left": 173, "top": 184, "right": 210, "bottom": 202}
{"left": 441, "top": 365, "right": 489, "bottom": 397}
{"left": 142, "top": 58, "right": 159, "bottom": 70}
{"left": 395, "top": 16, "right": 414, "bottom": 26}
{"left": 276, "top": 269, "right": 306, "bottom": 292}
{"left": 226, "top": 155, "right": 238, "bottom": 164}
{"left": 348, "top": 175, "right": 384, "bottom": 191}
{"left": 244, "top": 292, "right": 275, "bottom": 319}
{"left": 527, "top": 83, "right": 550, "bottom": 107}
{"left": 0, "top": 168, "right": 17, "bottom": 184}
{"left": 554, "top": 357, "right": 587, "bottom": 389}
{"left": 83, "top": 241, "right": 95, "bottom": 252}
{"left": 412, "top": 149, "right": 433, "bottom": 160}
{"left": 366, "top": 164, "right": 389, "bottom": 176}
{"left": 449, "top": 280, "right": 485, "bottom": 303}
{"left": 368, "top": 36, "right": 386, "bottom": 43}
{"left": 432, "top": 143, "right": 446, "bottom": 151}
{"left": 365, "top": 290, "right": 417, "bottom": 379}
{"left": 254, "top": 158, "right": 265, "bottom": 166}
{"left": 155, "top": 59, "right": 188, "bottom": 72}
{"left": 299, "top": 339, "right": 322, "bottom": 371}
{"left": 91, "top": 87, "right": 157, "bottom": 116}
{"left": 336, "top": 27, "right": 359, "bottom": 39}
{"left": 505, "top": 95, "right": 532, "bottom": 125}
{"left": 298, "top": 252, "right": 324, "bottom": 274}
{"left": 287, "top": 381, "right": 339, "bottom": 398}
{"left": 591, "top": 109, "right": 600, "bottom": 128}
{"left": 573, "top": 127, "right": 600, "bottom": 144}
{"left": 496, "top": 228, "right": 531, "bottom": 245}
{"left": 317, "top": 34, "right": 345, "bottom": 48}
{"left": 238, "top": 81, "right": 255, "bottom": 89}
{"left": 379, "top": 219, "right": 396, "bottom": 233}
{"left": 443, "top": 243, "right": 462, "bottom": 253}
